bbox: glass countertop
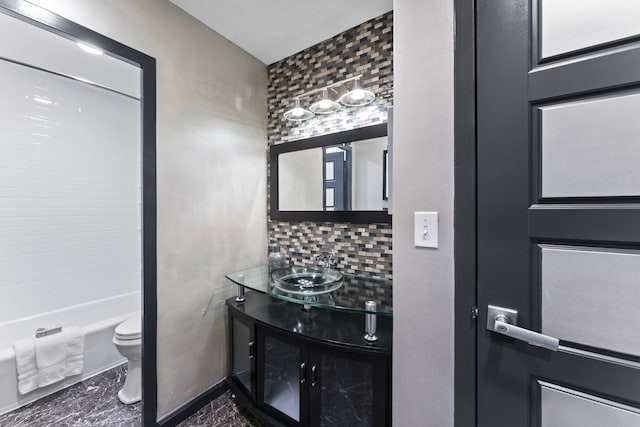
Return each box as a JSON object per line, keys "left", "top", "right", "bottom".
{"left": 226, "top": 265, "right": 392, "bottom": 316}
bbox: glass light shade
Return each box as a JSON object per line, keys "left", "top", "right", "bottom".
{"left": 338, "top": 79, "right": 375, "bottom": 107}
{"left": 284, "top": 98, "right": 314, "bottom": 121}
{"left": 309, "top": 89, "right": 341, "bottom": 115}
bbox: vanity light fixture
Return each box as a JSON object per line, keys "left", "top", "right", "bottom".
{"left": 283, "top": 75, "right": 375, "bottom": 122}
{"left": 338, "top": 77, "right": 375, "bottom": 107}
{"left": 309, "top": 88, "right": 341, "bottom": 115}
{"left": 283, "top": 98, "right": 314, "bottom": 121}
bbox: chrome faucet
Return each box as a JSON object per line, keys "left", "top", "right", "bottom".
{"left": 312, "top": 254, "right": 337, "bottom": 269}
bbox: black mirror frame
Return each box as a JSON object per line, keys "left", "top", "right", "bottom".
{"left": 270, "top": 123, "right": 391, "bottom": 223}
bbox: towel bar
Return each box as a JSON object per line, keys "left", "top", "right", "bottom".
{"left": 35, "top": 326, "right": 62, "bottom": 338}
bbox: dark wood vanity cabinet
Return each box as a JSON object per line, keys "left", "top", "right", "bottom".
{"left": 226, "top": 292, "right": 392, "bottom": 427}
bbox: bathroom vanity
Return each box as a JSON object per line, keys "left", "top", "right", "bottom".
{"left": 225, "top": 265, "right": 392, "bottom": 427}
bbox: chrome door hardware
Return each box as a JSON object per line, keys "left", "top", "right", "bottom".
{"left": 487, "top": 305, "right": 559, "bottom": 351}
{"left": 311, "top": 365, "right": 317, "bottom": 387}
{"left": 300, "top": 362, "right": 306, "bottom": 384}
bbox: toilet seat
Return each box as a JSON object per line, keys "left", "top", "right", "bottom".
{"left": 115, "top": 316, "right": 141, "bottom": 341}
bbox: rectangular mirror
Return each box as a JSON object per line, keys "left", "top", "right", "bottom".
{"left": 271, "top": 123, "right": 391, "bottom": 223}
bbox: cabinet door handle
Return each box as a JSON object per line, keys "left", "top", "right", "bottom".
{"left": 311, "top": 365, "right": 317, "bottom": 387}
{"left": 248, "top": 341, "right": 254, "bottom": 359}
{"left": 300, "top": 362, "right": 306, "bottom": 384}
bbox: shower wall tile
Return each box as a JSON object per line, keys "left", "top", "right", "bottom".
{"left": 267, "top": 11, "right": 393, "bottom": 279}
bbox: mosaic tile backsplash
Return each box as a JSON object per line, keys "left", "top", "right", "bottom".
{"left": 269, "top": 222, "right": 392, "bottom": 280}
{"left": 267, "top": 12, "right": 393, "bottom": 144}
{"left": 267, "top": 11, "right": 393, "bottom": 279}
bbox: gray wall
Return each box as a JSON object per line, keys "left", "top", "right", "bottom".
{"left": 27, "top": 0, "right": 268, "bottom": 419}
{"left": 393, "top": 0, "right": 455, "bottom": 425}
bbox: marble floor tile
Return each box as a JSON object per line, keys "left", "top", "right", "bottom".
{"left": 176, "top": 391, "right": 264, "bottom": 427}
{"left": 0, "top": 365, "right": 261, "bottom": 427}
{"left": 0, "top": 364, "right": 140, "bottom": 427}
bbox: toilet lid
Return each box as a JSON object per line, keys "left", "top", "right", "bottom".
{"left": 115, "top": 316, "right": 141, "bottom": 340}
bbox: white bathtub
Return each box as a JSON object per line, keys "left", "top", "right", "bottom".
{"left": 0, "top": 291, "right": 141, "bottom": 415}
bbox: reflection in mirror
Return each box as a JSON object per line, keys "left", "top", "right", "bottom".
{"left": 271, "top": 123, "right": 391, "bottom": 223}
{"left": 279, "top": 148, "right": 323, "bottom": 210}
{"left": 351, "top": 136, "right": 387, "bottom": 210}
{"left": 277, "top": 137, "right": 388, "bottom": 211}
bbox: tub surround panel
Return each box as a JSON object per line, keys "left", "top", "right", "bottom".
{"left": 267, "top": 12, "right": 393, "bottom": 279}
{"left": 27, "top": 0, "right": 268, "bottom": 419}
{"left": 0, "top": 57, "right": 141, "bottom": 324}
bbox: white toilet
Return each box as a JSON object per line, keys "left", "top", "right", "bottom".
{"left": 113, "top": 314, "right": 142, "bottom": 404}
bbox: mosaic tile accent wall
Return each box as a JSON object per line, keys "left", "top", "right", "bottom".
{"left": 267, "top": 12, "right": 393, "bottom": 144}
{"left": 267, "top": 11, "right": 393, "bottom": 279}
{"left": 269, "top": 222, "right": 392, "bottom": 280}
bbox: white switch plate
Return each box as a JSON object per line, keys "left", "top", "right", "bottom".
{"left": 414, "top": 211, "right": 438, "bottom": 248}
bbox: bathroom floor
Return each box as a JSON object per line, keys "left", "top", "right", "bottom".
{"left": 0, "top": 364, "right": 263, "bottom": 426}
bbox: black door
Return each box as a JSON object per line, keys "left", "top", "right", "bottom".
{"left": 323, "top": 147, "right": 351, "bottom": 211}
{"left": 477, "top": 1, "right": 640, "bottom": 425}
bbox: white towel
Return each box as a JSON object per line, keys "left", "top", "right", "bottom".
{"left": 13, "top": 338, "right": 37, "bottom": 395}
{"left": 64, "top": 326, "right": 84, "bottom": 376}
{"left": 34, "top": 332, "right": 67, "bottom": 388}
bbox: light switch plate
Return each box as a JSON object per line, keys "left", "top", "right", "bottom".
{"left": 414, "top": 211, "right": 438, "bottom": 248}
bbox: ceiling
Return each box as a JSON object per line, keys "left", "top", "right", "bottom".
{"left": 168, "top": 0, "right": 393, "bottom": 65}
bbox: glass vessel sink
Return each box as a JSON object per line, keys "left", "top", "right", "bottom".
{"left": 271, "top": 266, "right": 344, "bottom": 295}
{"left": 225, "top": 265, "right": 392, "bottom": 315}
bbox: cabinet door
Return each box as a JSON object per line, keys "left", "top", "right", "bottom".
{"left": 309, "top": 346, "right": 390, "bottom": 427}
{"left": 229, "top": 313, "right": 256, "bottom": 402}
{"left": 257, "top": 326, "right": 309, "bottom": 426}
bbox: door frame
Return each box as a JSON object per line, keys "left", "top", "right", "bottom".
{"left": 453, "top": 0, "right": 477, "bottom": 426}
{"left": 0, "top": 1, "right": 158, "bottom": 425}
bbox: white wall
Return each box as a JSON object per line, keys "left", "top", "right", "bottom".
{"left": 25, "top": 0, "right": 268, "bottom": 419}
{"left": 352, "top": 136, "right": 387, "bottom": 210}
{"left": 393, "top": 0, "right": 455, "bottom": 426}
{"left": 278, "top": 148, "right": 323, "bottom": 211}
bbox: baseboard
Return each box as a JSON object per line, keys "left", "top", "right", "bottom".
{"left": 157, "top": 378, "right": 229, "bottom": 427}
